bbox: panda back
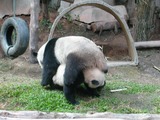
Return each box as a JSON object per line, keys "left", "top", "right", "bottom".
{"left": 54, "top": 36, "right": 102, "bottom": 64}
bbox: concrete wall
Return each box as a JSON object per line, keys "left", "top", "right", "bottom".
{"left": 0, "top": 0, "right": 31, "bottom": 18}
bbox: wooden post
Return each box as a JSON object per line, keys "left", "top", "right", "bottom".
{"left": 29, "top": 0, "right": 40, "bottom": 63}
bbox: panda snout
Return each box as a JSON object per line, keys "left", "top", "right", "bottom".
{"left": 91, "top": 80, "right": 99, "bottom": 86}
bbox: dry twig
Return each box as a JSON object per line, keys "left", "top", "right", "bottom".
{"left": 152, "top": 63, "right": 160, "bottom": 72}
{"left": 110, "top": 88, "right": 127, "bottom": 93}
{"left": 153, "top": 65, "right": 160, "bottom": 72}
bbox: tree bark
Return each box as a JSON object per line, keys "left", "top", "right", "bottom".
{"left": 42, "top": 0, "right": 49, "bottom": 19}
{"left": 29, "top": 0, "right": 40, "bottom": 63}
{"left": 134, "top": 0, "right": 155, "bottom": 41}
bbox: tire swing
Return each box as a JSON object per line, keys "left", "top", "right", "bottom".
{"left": 0, "top": 17, "right": 29, "bottom": 59}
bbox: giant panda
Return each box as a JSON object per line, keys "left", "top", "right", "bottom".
{"left": 37, "top": 36, "right": 108, "bottom": 105}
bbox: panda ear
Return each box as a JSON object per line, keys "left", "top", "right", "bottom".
{"left": 91, "top": 80, "right": 99, "bottom": 85}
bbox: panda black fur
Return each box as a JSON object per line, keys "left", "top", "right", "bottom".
{"left": 37, "top": 36, "right": 108, "bottom": 105}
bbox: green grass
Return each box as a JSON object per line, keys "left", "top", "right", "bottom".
{"left": 0, "top": 82, "right": 74, "bottom": 112}
{"left": 0, "top": 62, "right": 159, "bottom": 113}
{"left": 39, "top": 19, "right": 52, "bottom": 30}
{"left": 153, "top": 97, "right": 160, "bottom": 113}
{"left": 0, "top": 79, "right": 160, "bottom": 113}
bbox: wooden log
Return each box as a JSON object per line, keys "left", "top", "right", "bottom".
{"left": 135, "top": 40, "right": 160, "bottom": 49}
{"left": 0, "top": 110, "right": 160, "bottom": 120}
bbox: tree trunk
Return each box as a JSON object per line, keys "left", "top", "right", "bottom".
{"left": 42, "top": 0, "right": 49, "bottom": 19}
{"left": 134, "top": 0, "right": 155, "bottom": 41}
{"left": 29, "top": 0, "right": 40, "bottom": 63}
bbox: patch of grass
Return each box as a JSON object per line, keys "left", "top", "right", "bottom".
{"left": 39, "top": 19, "right": 52, "bottom": 30}
{"left": 0, "top": 79, "right": 160, "bottom": 113}
{"left": 107, "top": 81, "right": 160, "bottom": 94}
{"left": 56, "top": 23, "right": 63, "bottom": 31}
{"left": 65, "top": 14, "right": 72, "bottom": 22}
{"left": 74, "top": 93, "right": 147, "bottom": 113}
{"left": 153, "top": 97, "right": 160, "bottom": 113}
{"left": 0, "top": 82, "right": 74, "bottom": 112}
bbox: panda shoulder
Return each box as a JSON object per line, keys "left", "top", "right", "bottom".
{"left": 45, "top": 38, "right": 59, "bottom": 49}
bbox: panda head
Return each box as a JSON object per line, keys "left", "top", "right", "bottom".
{"left": 53, "top": 65, "right": 106, "bottom": 88}
{"left": 83, "top": 68, "right": 106, "bottom": 89}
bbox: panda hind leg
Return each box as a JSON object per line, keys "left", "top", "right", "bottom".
{"left": 41, "top": 38, "right": 60, "bottom": 89}
{"left": 42, "top": 64, "right": 59, "bottom": 89}
{"left": 63, "top": 85, "right": 79, "bottom": 105}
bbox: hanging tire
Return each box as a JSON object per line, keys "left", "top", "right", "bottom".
{"left": 0, "top": 17, "right": 29, "bottom": 59}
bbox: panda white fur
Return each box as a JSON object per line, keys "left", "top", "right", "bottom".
{"left": 52, "top": 64, "right": 65, "bottom": 87}
{"left": 37, "top": 36, "right": 108, "bottom": 105}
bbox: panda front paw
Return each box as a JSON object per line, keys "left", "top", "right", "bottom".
{"left": 41, "top": 81, "right": 48, "bottom": 86}
{"left": 42, "top": 85, "right": 54, "bottom": 90}
{"left": 70, "top": 100, "right": 79, "bottom": 105}
{"left": 90, "top": 91, "right": 100, "bottom": 97}
{"left": 41, "top": 81, "right": 57, "bottom": 90}
{"left": 92, "top": 92, "right": 100, "bottom": 97}
{"left": 66, "top": 97, "right": 80, "bottom": 105}
{"left": 64, "top": 85, "right": 79, "bottom": 105}
{"left": 85, "top": 87, "right": 100, "bottom": 97}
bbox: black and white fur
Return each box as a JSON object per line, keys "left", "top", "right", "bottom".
{"left": 37, "top": 36, "right": 108, "bottom": 105}
{"left": 53, "top": 64, "right": 106, "bottom": 89}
